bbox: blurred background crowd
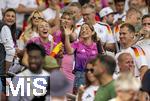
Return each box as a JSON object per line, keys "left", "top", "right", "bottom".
{"left": 0, "top": 0, "right": 150, "bottom": 101}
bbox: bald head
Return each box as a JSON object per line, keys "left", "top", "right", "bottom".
{"left": 118, "top": 53, "right": 135, "bottom": 73}
{"left": 118, "top": 53, "right": 132, "bottom": 62}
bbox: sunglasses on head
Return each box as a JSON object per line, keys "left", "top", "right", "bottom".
{"left": 85, "top": 68, "right": 94, "bottom": 73}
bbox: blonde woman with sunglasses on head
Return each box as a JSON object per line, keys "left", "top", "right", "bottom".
{"left": 18, "top": 10, "right": 44, "bottom": 49}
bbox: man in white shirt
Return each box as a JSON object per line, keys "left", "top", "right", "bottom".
{"left": 99, "top": 7, "right": 115, "bottom": 28}
{"left": 136, "top": 14, "right": 150, "bottom": 69}
{"left": 136, "top": 14, "right": 150, "bottom": 45}
{"left": 8, "top": 43, "right": 49, "bottom": 101}
{"left": 114, "top": 0, "right": 126, "bottom": 23}
{"left": 99, "top": 7, "right": 119, "bottom": 54}
{"left": 115, "top": 23, "right": 149, "bottom": 80}
{"left": 114, "top": 8, "right": 143, "bottom": 43}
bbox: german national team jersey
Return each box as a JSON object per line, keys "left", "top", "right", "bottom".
{"left": 115, "top": 46, "right": 149, "bottom": 77}
{"left": 136, "top": 40, "right": 150, "bottom": 68}
{"left": 93, "top": 22, "right": 115, "bottom": 43}
{"left": 82, "top": 85, "right": 99, "bottom": 101}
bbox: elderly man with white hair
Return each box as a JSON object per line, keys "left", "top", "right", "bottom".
{"left": 109, "top": 72, "right": 141, "bottom": 101}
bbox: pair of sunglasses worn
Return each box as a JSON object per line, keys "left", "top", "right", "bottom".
{"left": 85, "top": 68, "right": 94, "bottom": 73}
{"left": 142, "top": 23, "right": 150, "bottom": 26}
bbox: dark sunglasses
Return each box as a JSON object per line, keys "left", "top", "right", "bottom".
{"left": 142, "top": 23, "right": 150, "bottom": 26}
{"left": 32, "top": 16, "right": 42, "bottom": 19}
{"left": 85, "top": 68, "right": 94, "bottom": 73}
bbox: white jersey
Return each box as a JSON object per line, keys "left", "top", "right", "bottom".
{"left": 82, "top": 85, "right": 99, "bottom": 101}
{"left": 114, "top": 12, "right": 126, "bottom": 23}
{"left": 93, "top": 22, "right": 115, "bottom": 43}
{"left": 136, "top": 39, "right": 150, "bottom": 46}
{"left": 136, "top": 39, "right": 150, "bottom": 68}
{"left": 115, "top": 46, "right": 149, "bottom": 77}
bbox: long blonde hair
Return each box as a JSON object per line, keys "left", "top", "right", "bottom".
{"left": 20, "top": 10, "right": 44, "bottom": 43}
{"left": 25, "top": 10, "right": 43, "bottom": 33}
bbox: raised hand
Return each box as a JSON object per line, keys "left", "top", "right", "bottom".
{"left": 139, "top": 28, "right": 149, "bottom": 37}
{"left": 63, "top": 26, "right": 73, "bottom": 36}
